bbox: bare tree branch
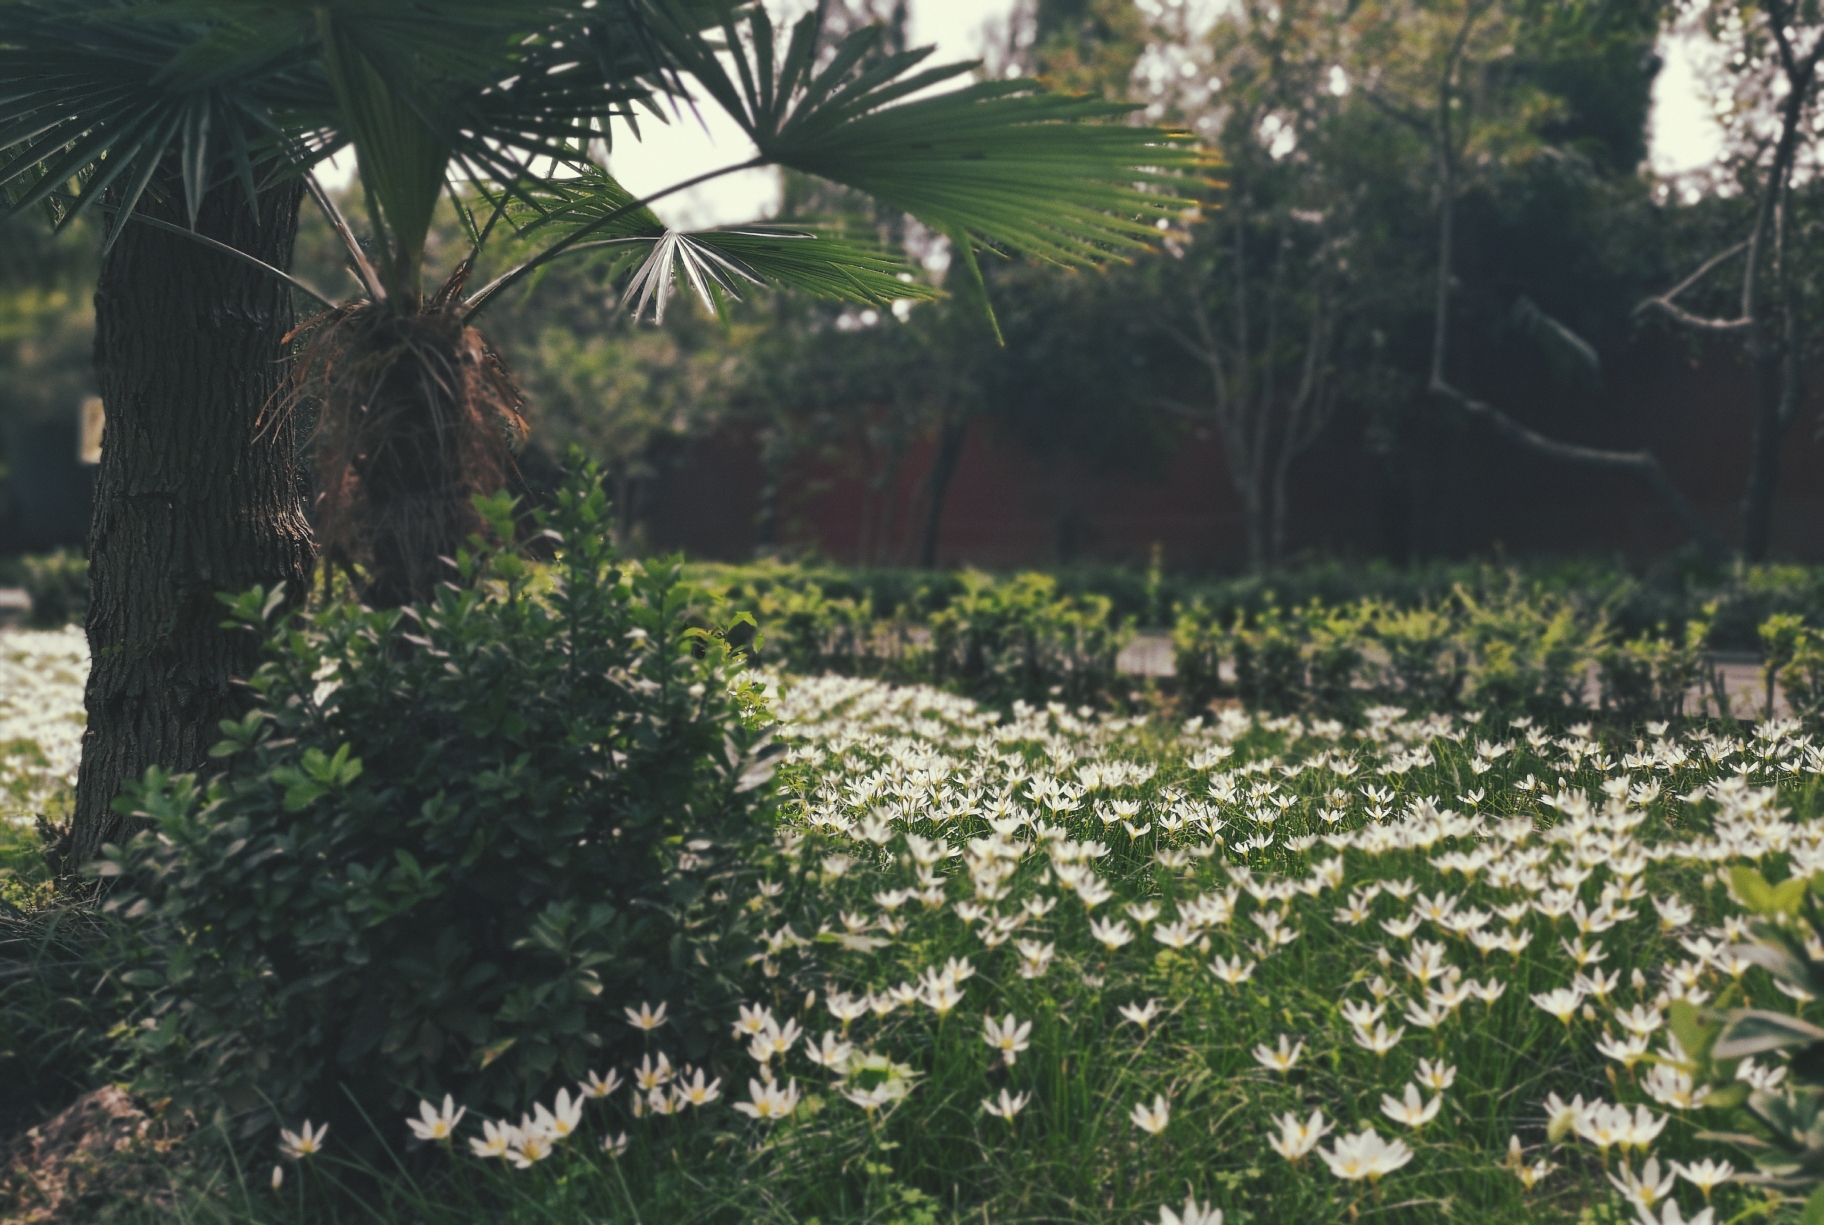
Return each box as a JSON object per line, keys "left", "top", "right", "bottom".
{"left": 1633, "top": 241, "right": 1749, "bottom": 332}
{"left": 1417, "top": 0, "right": 1726, "bottom": 563}
{"left": 1430, "top": 375, "right": 1729, "bottom": 558}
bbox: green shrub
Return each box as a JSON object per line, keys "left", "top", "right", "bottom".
{"left": 21, "top": 549, "right": 88, "bottom": 628}
{"left": 1776, "top": 621, "right": 1824, "bottom": 731}
{"left": 1597, "top": 617, "right": 1714, "bottom": 724}
{"left": 921, "top": 571, "right": 1133, "bottom": 709}
{"left": 96, "top": 469, "right": 776, "bottom": 1141}
{"left": 1452, "top": 586, "right": 1607, "bottom": 720}
{"left": 1169, "top": 599, "right": 1227, "bottom": 712}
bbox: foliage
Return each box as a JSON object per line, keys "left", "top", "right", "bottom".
{"left": 1670, "top": 864, "right": 1824, "bottom": 1212}
{"left": 0, "top": 902, "right": 122, "bottom": 1140}
{"left": 920, "top": 571, "right": 1133, "bottom": 710}
{"left": 1771, "top": 621, "right": 1824, "bottom": 733}
{"left": 20, "top": 548, "right": 90, "bottom": 629}
{"left": 1173, "top": 585, "right": 1643, "bottom": 723}
{"left": 92, "top": 466, "right": 778, "bottom": 1140}
{"left": 1598, "top": 618, "right": 1718, "bottom": 725}
{"left": 60, "top": 674, "right": 1824, "bottom": 1225}
{"left": 11, "top": 581, "right": 1824, "bottom": 1220}
{"left": 706, "top": 566, "right": 1135, "bottom": 709}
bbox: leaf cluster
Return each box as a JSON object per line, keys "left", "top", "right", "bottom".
{"left": 91, "top": 460, "right": 780, "bottom": 1141}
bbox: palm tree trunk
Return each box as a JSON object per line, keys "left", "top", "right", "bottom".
{"left": 58, "top": 178, "right": 313, "bottom": 876}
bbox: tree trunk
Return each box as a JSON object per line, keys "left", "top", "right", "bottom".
{"left": 58, "top": 177, "right": 313, "bottom": 876}
{"left": 1740, "top": 342, "right": 1788, "bottom": 562}
{"left": 916, "top": 413, "right": 969, "bottom": 568}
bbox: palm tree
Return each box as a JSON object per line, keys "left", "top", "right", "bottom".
{"left": 1, "top": 0, "right": 729, "bottom": 870}
{"left": 2, "top": 0, "right": 1196, "bottom": 863}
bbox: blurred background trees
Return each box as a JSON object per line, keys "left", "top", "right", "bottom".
{"left": 6, "top": 0, "right": 1824, "bottom": 575}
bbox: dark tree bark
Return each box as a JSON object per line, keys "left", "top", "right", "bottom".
{"left": 57, "top": 178, "right": 314, "bottom": 876}
{"left": 915, "top": 413, "right": 969, "bottom": 569}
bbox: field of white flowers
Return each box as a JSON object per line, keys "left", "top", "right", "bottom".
{"left": 0, "top": 626, "right": 84, "bottom": 828}
{"left": 7, "top": 626, "right": 1824, "bottom": 1224}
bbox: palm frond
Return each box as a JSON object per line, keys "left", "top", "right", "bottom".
{"left": 0, "top": 1, "right": 328, "bottom": 244}
{"left": 0, "top": 0, "right": 728, "bottom": 256}
{"left": 650, "top": 9, "right": 1205, "bottom": 269}
{"left": 476, "top": 161, "right": 934, "bottom": 320}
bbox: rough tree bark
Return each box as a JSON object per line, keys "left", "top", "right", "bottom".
{"left": 56, "top": 177, "right": 314, "bottom": 875}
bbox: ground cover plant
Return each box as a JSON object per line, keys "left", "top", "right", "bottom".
{"left": 7, "top": 582, "right": 1824, "bottom": 1220}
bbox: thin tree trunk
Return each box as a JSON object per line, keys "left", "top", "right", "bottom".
{"left": 1741, "top": 350, "right": 1787, "bottom": 561}
{"left": 58, "top": 177, "right": 313, "bottom": 876}
{"left": 917, "top": 413, "right": 969, "bottom": 568}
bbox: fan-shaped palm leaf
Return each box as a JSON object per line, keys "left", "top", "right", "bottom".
{"left": 485, "top": 8, "right": 1203, "bottom": 326}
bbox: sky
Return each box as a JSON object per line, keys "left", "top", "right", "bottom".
{"left": 322, "top": 0, "right": 1731, "bottom": 226}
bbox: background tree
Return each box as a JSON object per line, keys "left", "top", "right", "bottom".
{"left": 1637, "top": 0, "right": 1824, "bottom": 560}
{"left": 1127, "top": 0, "right": 1369, "bottom": 570}
{"left": 1338, "top": 0, "right": 1730, "bottom": 558}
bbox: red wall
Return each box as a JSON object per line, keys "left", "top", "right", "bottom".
{"left": 643, "top": 338, "right": 1824, "bottom": 568}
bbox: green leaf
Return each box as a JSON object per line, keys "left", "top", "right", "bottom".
{"left": 1668, "top": 998, "right": 1722, "bottom": 1063}
{"left": 1713, "top": 1009, "right": 1824, "bottom": 1060}
{"left": 1803, "top": 1182, "right": 1824, "bottom": 1225}
{"left": 651, "top": 10, "right": 1202, "bottom": 264}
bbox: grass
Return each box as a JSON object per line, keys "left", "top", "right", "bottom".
{"left": 2, "top": 625, "right": 1819, "bottom": 1223}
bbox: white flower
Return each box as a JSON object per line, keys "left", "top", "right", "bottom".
{"left": 270, "top": 1164, "right": 283, "bottom": 1192}
{"left": 1379, "top": 1083, "right": 1441, "bottom": 1128}
{"left": 734, "top": 1077, "right": 801, "bottom": 1121}
{"left": 1415, "top": 1059, "right": 1457, "bottom": 1091}
{"left": 634, "top": 1051, "right": 674, "bottom": 1091}
{"left": 732, "top": 1002, "right": 775, "bottom": 1038}
{"left": 602, "top": 1131, "right": 629, "bottom": 1158}
{"left": 983, "top": 1013, "right": 1033, "bottom": 1066}
{"left": 1090, "top": 917, "right": 1136, "bottom": 950}
{"left": 981, "top": 1088, "right": 1031, "bottom": 1120}
{"left": 1507, "top": 1135, "right": 1554, "bottom": 1190}
{"left": 1157, "top": 1193, "right": 1223, "bottom": 1225}
{"left": 506, "top": 1130, "right": 554, "bottom": 1168}
{"left": 580, "top": 1068, "right": 624, "bottom": 1100}
{"left": 469, "top": 1119, "right": 520, "bottom": 1159}
{"left": 1543, "top": 1092, "right": 1590, "bottom": 1142}
{"left": 625, "top": 1000, "right": 669, "bottom": 1031}
{"left": 1251, "top": 1034, "right": 1303, "bottom": 1074}
{"left": 1670, "top": 1157, "right": 1734, "bottom": 1194}
{"left": 676, "top": 1068, "right": 722, "bottom": 1107}
{"left": 1642, "top": 1063, "right": 1708, "bottom": 1109}
{"left": 1319, "top": 1127, "right": 1413, "bottom": 1182}
{"left": 1531, "top": 986, "right": 1584, "bottom": 1025}
{"left": 278, "top": 1120, "right": 328, "bottom": 1160}
{"left": 1351, "top": 1020, "right": 1405, "bottom": 1055}
{"left": 1153, "top": 919, "right": 1200, "bottom": 949}
{"left": 1608, "top": 1157, "right": 1676, "bottom": 1213}
{"left": 1208, "top": 955, "right": 1256, "bottom": 985}
{"left": 405, "top": 1094, "right": 465, "bottom": 1142}
{"left": 805, "top": 1030, "right": 855, "bottom": 1069}
{"left": 1632, "top": 1200, "right": 1715, "bottom": 1225}
{"left": 530, "top": 1088, "right": 583, "bottom": 1141}
{"left": 1267, "top": 1109, "right": 1332, "bottom": 1161}
{"left": 748, "top": 1015, "right": 804, "bottom": 1063}
{"left": 918, "top": 975, "right": 966, "bottom": 1016}
{"left": 1130, "top": 1094, "right": 1172, "bottom": 1135}
{"left": 1119, "top": 999, "right": 1163, "bottom": 1029}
